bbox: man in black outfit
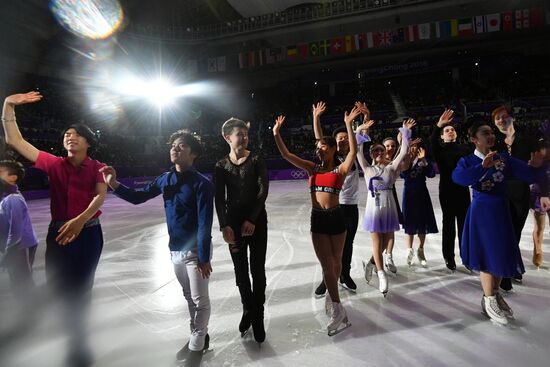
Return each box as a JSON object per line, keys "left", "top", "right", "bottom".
{"left": 215, "top": 118, "right": 269, "bottom": 343}
{"left": 492, "top": 106, "right": 538, "bottom": 291}
{"left": 429, "top": 109, "right": 472, "bottom": 271}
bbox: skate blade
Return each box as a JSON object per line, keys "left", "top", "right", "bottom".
{"left": 327, "top": 321, "right": 352, "bottom": 337}
{"left": 339, "top": 283, "right": 357, "bottom": 293}
{"left": 241, "top": 328, "right": 250, "bottom": 338}
{"left": 314, "top": 293, "right": 326, "bottom": 299}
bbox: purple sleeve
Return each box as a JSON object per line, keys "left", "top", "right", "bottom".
{"left": 4, "top": 197, "right": 26, "bottom": 248}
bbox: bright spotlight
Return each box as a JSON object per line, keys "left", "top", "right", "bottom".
{"left": 50, "top": 0, "right": 124, "bottom": 40}
{"left": 146, "top": 79, "right": 176, "bottom": 108}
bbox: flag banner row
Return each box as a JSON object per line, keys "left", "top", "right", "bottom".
{"left": 199, "top": 7, "right": 548, "bottom": 72}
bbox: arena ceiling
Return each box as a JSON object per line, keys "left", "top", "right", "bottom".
{"left": 226, "top": 1, "right": 321, "bottom": 17}
{"left": 120, "top": 0, "right": 321, "bottom": 27}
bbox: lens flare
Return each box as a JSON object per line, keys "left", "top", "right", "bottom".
{"left": 50, "top": 0, "right": 124, "bottom": 40}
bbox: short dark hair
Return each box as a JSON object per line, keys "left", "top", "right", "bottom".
{"left": 332, "top": 126, "right": 347, "bottom": 137}
{"left": 221, "top": 118, "right": 249, "bottom": 137}
{"left": 0, "top": 160, "right": 25, "bottom": 184}
{"left": 168, "top": 129, "right": 203, "bottom": 157}
{"left": 61, "top": 123, "right": 97, "bottom": 147}
{"left": 468, "top": 120, "right": 492, "bottom": 138}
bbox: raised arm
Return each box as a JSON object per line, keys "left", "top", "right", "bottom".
{"left": 338, "top": 106, "right": 361, "bottom": 176}
{"left": 312, "top": 101, "right": 326, "bottom": 140}
{"left": 272, "top": 115, "right": 315, "bottom": 174}
{"left": 429, "top": 109, "right": 454, "bottom": 159}
{"left": 355, "top": 120, "right": 374, "bottom": 172}
{"left": 389, "top": 119, "right": 416, "bottom": 172}
{"left": 2, "top": 92, "right": 43, "bottom": 162}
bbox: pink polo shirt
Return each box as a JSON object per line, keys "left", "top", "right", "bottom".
{"left": 34, "top": 151, "right": 106, "bottom": 221}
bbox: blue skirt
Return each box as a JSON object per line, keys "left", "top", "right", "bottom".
{"left": 402, "top": 185, "right": 438, "bottom": 235}
{"left": 461, "top": 193, "right": 524, "bottom": 277}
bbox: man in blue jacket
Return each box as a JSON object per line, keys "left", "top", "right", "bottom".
{"left": 100, "top": 129, "right": 214, "bottom": 356}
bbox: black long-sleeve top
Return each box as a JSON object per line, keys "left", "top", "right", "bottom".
{"left": 494, "top": 126, "right": 540, "bottom": 200}
{"left": 429, "top": 125, "right": 472, "bottom": 192}
{"left": 214, "top": 152, "right": 269, "bottom": 228}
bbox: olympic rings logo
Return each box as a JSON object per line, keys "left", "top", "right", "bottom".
{"left": 290, "top": 170, "right": 306, "bottom": 179}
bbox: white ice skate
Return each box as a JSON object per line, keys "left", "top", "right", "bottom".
{"left": 378, "top": 270, "right": 388, "bottom": 297}
{"left": 494, "top": 291, "right": 514, "bottom": 318}
{"left": 385, "top": 254, "right": 397, "bottom": 274}
{"left": 362, "top": 260, "right": 375, "bottom": 283}
{"left": 406, "top": 248, "right": 415, "bottom": 267}
{"left": 327, "top": 302, "right": 351, "bottom": 336}
{"left": 482, "top": 295, "right": 508, "bottom": 325}
{"left": 417, "top": 247, "right": 427, "bottom": 267}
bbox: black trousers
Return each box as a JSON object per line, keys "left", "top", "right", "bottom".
{"left": 340, "top": 204, "right": 359, "bottom": 277}
{"left": 439, "top": 188, "right": 470, "bottom": 262}
{"left": 228, "top": 209, "right": 268, "bottom": 314}
{"left": 503, "top": 181, "right": 530, "bottom": 284}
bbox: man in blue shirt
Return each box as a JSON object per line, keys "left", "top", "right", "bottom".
{"left": 100, "top": 130, "right": 214, "bottom": 356}
{"left": 0, "top": 160, "right": 39, "bottom": 302}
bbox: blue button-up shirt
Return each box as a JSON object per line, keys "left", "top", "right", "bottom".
{"left": 114, "top": 167, "right": 214, "bottom": 263}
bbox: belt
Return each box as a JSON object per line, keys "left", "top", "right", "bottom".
{"left": 49, "top": 217, "right": 100, "bottom": 230}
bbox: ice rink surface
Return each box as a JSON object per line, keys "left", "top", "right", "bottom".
{"left": 1, "top": 178, "right": 550, "bottom": 367}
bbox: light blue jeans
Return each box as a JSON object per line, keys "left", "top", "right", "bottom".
{"left": 171, "top": 249, "right": 211, "bottom": 351}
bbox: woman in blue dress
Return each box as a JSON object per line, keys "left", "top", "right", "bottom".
{"left": 452, "top": 121, "right": 543, "bottom": 325}
{"left": 401, "top": 145, "right": 438, "bottom": 267}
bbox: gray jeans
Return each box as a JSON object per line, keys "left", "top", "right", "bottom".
{"left": 171, "top": 249, "right": 211, "bottom": 351}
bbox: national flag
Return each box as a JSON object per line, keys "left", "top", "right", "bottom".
{"left": 331, "top": 38, "right": 344, "bottom": 54}
{"left": 309, "top": 42, "right": 319, "bottom": 57}
{"left": 287, "top": 45, "right": 298, "bottom": 60}
{"left": 248, "top": 51, "right": 255, "bottom": 67}
{"left": 392, "top": 28, "right": 405, "bottom": 43}
{"left": 515, "top": 9, "right": 530, "bottom": 29}
{"left": 299, "top": 43, "right": 309, "bottom": 58}
{"left": 206, "top": 57, "right": 217, "bottom": 73}
{"left": 449, "top": 19, "right": 458, "bottom": 37}
{"left": 319, "top": 40, "right": 330, "bottom": 56}
{"left": 404, "top": 25, "right": 418, "bottom": 42}
{"left": 418, "top": 23, "right": 431, "bottom": 39}
{"left": 217, "top": 56, "right": 226, "bottom": 71}
{"left": 486, "top": 13, "right": 501, "bottom": 32}
{"left": 502, "top": 11, "right": 513, "bottom": 31}
{"left": 531, "top": 8, "right": 545, "bottom": 29}
{"left": 354, "top": 34, "right": 366, "bottom": 50}
{"left": 256, "top": 51, "right": 263, "bottom": 67}
{"left": 344, "top": 35, "right": 352, "bottom": 52}
{"left": 238, "top": 53, "right": 247, "bottom": 69}
{"left": 378, "top": 31, "right": 392, "bottom": 47}
{"left": 273, "top": 47, "right": 285, "bottom": 62}
{"left": 265, "top": 49, "right": 275, "bottom": 64}
{"left": 474, "top": 16, "right": 486, "bottom": 33}
{"left": 439, "top": 19, "right": 457, "bottom": 38}
{"left": 366, "top": 32, "right": 374, "bottom": 48}
{"left": 431, "top": 21, "right": 441, "bottom": 38}
{"left": 457, "top": 18, "right": 473, "bottom": 36}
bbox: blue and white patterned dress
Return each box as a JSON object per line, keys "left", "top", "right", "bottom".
{"left": 452, "top": 150, "right": 539, "bottom": 277}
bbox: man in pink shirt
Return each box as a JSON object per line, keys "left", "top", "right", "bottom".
{"left": 2, "top": 91, "right": 107, "bottom": 367}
